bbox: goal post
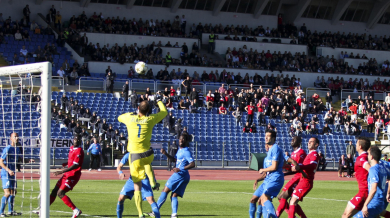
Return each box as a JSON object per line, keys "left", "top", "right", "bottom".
{"left": 0, "top": 62, "right": 51, "bottom": 218}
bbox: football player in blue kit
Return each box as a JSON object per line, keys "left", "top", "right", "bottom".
{"left": 354, "top": 146, "right": 388, "bottom": 218}
{"left": 157, "top": 133, "right": 195, "bottom": 218}
{"left": 116, "top": 152, "right": 160, "bottom": 218}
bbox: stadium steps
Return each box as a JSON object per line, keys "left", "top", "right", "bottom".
{"left": 199, "top": 44, "right": 226, "bottom": 66}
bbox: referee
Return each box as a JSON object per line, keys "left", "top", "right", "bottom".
{"left": 118, "top": 99, "right": 167, "bottom": 218}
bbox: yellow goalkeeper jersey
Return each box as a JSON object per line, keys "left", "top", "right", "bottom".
{"left": 118, "top": 101, "right": 168, "bottom": 153}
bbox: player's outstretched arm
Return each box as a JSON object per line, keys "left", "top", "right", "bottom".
{"left": 54, "top": 163, "right": 78, "bottom": 176}
{"left": 160, "top": 148, "right": 176, "bottom": 163}
{"left": 288, "top": 158, "right": 307, "bottom": 178}
{"left": 152, "top": 100, "right": 168, "bottom": 125}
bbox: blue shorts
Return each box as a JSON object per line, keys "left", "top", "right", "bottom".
{"left": 353, "top": 204, "right": 384, "bottom": 218}
{"left": 165, "top": 172, "right": 190, "bottom": 198}
{"left": 1, "top": 177, "right": 17, "bottom": 190}
{"left": 253, "top": 180, "right": 283, "bottom": 198}
{"left": 119, "top": 178, "right": 153, "bottom": 201}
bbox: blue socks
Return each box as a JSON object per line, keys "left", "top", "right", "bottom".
{"left": 116, "top": 201, "right": 124, "bottom": 218}
{"left": 0, "top": 196, "right": 8, "bottom": 214}
{"left": 8, "top": 196, "right": 14, "bottom": 212}
{"left": 151, "top": 202, "right": 160, "bottom": 218}
{"left": 171, "top": 197, "right": 178, "bottom": 214}
{"left": 262, "top": 200, "right": 276, "bottom": 218}
{"left": 249, "top": 203, "right": 256, "bottom": 218}
{"left": 157, "top": 192, "right": 168, "bottom": 209}
{"left": 256, "top": 204, "right": 262, "bottom": 218}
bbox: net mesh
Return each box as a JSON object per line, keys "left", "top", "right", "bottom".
{"left": 0, "top": 69, "right": 43, "bottom": 217}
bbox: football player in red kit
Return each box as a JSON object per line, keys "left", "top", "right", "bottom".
{"left": 288, "top": 137, "right": 320, "bottom": 218}
{"left": 50, "top": 136, "right": 84, "bottom": 218}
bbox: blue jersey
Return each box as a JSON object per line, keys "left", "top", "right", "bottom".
{"left": 0, "top": 145, "right": 21, "bottom": 177}
{"left": 264, "top": 144, "right": 285, "bottom": 183}
{"left": 367, "top": 163, "right": 387, "bottom": 207}
{"left": 175, "top": 147, "right": 194, "bottom": 175}
{"left": 87, "top": 143, "right": 101, "bottom": 155}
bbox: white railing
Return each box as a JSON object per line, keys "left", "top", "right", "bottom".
{"left": 78, "top": 77, "right": 105, "bottom": 91}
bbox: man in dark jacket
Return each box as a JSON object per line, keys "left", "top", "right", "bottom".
{"left": 98, "top": 118, "right": 109, "bottom": 138}
{"left": 189, "top": 87, "right": 198, "bottom": 102}
{"left": 122, "top": 80, "right": 129, "bottom": 101}
{"left": 73, "top": 122, "right": 83, "bottom": 136}
{"left": 106, "top": 72, "right": 114, "bottom": 93}
{"left": 106, "top": 125, "right": 116, "bottom": 143}
{"left": 130, "top": 90, "right": 138, "bottom": 109}
{"left": 175, "top": 118, "right": 182, "bottom": 139}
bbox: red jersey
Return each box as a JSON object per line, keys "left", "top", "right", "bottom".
{"left": 247, "top": 105, "right": 255, "bottom": 115}
{"left": 206, "top": 96, "right": 214, "bottom": 102}
{"left": 219, "top": 106, "right": 226, "bottom": 114}
{"left": 300, "top": 150, "right": 319, "bottom": 182}
{"left": 291, "top": 148, "right": 307, "bottom": 167}
{"left": 66, "top": 146, "right": 84, "bottom": 176}
{"left": 170, "top": 89, "right": 175, "bottom": 96}
{"left": 354, "top": 152, "right": 369, "bottom": 191}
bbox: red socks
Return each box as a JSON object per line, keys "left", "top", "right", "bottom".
{"left": 61, "top": 195, "right": 76, "bottom": 210}
{"left": 384, "top": 211, "right": 390, "bottom": 218}
{"left": 288, "top": 205, "right": 296, "bottom": 218}
{"left": 295, "top": 204, "right": 307, "bottom": 218}
{"left": 50, "top": 195, "right": 56, "bottom": 205}
{"left": 276, "top": 198, "right": 288, "bottom": 217}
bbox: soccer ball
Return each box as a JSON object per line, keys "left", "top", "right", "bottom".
{"left": 135, "top": 61, "right": 148, "bottom": 74}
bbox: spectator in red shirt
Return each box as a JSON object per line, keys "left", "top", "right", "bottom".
{"left": 312, "top": 93, "right": 319, "bottom": 101}
{"left": 256, "top": 101, "right": 264, "bottom": 125}
{"left": 366, "top": 113, "right": 374, "bottom": 133}
{"left": 219, "top": 103, "right": 227, "bottom": 115}
{"left": 296, "top": 94, "right": 302, "bottom": 112}
{"left": 170, "top": 86, "right": 176, "bottom": 97}
{"left": 209, "top": 71, "right": 216, "bottom": 82}
{"left": 206, "top": 92, "right": 214, "bottom": 110}
{"left": 245, "top": 102, "right": 255, "bottom": 125}
{"left": 243, "top": 122, "right": 250, "bottom": 133}
{"left": 349, "top": 103, "right": 358, "bottom": 121}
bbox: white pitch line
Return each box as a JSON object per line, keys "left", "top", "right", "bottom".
{"left": 50, "top": 210, "right": 108, "bottom": 218}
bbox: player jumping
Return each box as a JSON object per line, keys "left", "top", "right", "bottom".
{"left": 288, "top": 137, "right": 320, "bottom": 218}
{"left": 342, "top": 137, "right": 371, "bottom": 218}
{"left": 116, "top": 152, "right": 160, "bottom": 218}
{"left": 118, "top": 99, "right": 167, "bottom": 218}
{"left": 50, "top": 135, "right": 84, "bottom": 218}
{"left": 353, "top": 146, "right": 387, "bottom": 218}
{"left": 276, "top": 136, "right": 307, "bottom": 217}
{"left": 0, "top": 132, "right": 21, "bottom": 217}
{"left": 157, "top": 133, "right": 195, "bottom": 218}
{"left": 250, "top": 129, "right": 301, "bottom": 218}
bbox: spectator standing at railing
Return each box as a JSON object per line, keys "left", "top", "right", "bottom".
{"left": 182, "top": 76, "right": 191, "bottom": 97}
{"left": 366, "top": 112, "right": 375, "bottom": 133}
{"left": 325, "top": 92, "right": 332, "bottom": 110}
{"left": 69, "top": 69, "right": 78, "bottom": 86}
{"left": 55, "top": 11, "right": 62, "bottom": 31}
{"left": 23, "top": 5, "right": 30, "bottom": 23}
{"left": 106, "top": 72, "right": 114, "bottom": 93}
{"left": 209, "top": 31, "right": 215, "bottom": 54}
{"left": 121, "top": 81, "right": 129, "bottom": 101}
{"left": 57, "top": 67, "right": 69, "bottom": 86}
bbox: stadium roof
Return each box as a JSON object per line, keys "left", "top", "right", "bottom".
{"left": 44, "top": 0, "right": 390, "bottom": 28}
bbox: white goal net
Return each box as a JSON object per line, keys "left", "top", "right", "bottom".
{"left": 0, "top": 62, "right": 51, "bottom": 218}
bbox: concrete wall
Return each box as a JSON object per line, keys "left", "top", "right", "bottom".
{"left": 214, "top": 40, "right": 308, "bottom": 55}
{"left": 201, "top": 33, "right": 296, "bottom": 45}
{"left": 81, "top": 32, "right": 198, "bottom": 58}
{"left": 317, "top": 47, "right": 390, "bottom": 64}
{"left": 294, "top": 18, "right": 390, "bottom": 37}
{"left": 87, "top": 61, "right": 388, "bottom": 88}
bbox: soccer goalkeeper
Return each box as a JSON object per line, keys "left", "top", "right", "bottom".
{"left": 118, "top": 99, "right": 167, "bottom": 218}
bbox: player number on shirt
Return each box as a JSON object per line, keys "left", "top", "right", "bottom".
{"left": 137, "top": 124, "right": 141, "bottom": 138}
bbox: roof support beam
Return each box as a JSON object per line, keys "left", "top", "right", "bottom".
{"left": 283, "top": 0, "right": 311, "bottom": 23}
{"left": 80, "top": 0, "right": 91, "bottom": 7}
{"left": 253, "top": 0, "right": 270, "bottom": 19}
{"left": 366, "top": 0, "right": 390, "bottom": 29}
{"left": 125, "top": 0, "right": 136, "bottom": 9}
{"left": 171, "top": 0, "right": 182, "bottom": 13}
{"left": 36, "top": 0, "right": 44, "bottom": 5}
{"left": 331, "top": 0, "right": 353, "bottom": 25}
{"left": 213, "top": 0, "right": 226, "bottom": 16}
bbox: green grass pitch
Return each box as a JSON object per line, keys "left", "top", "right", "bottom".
{"left": 16, "top": 180, "right": 364, "bottom": 217}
